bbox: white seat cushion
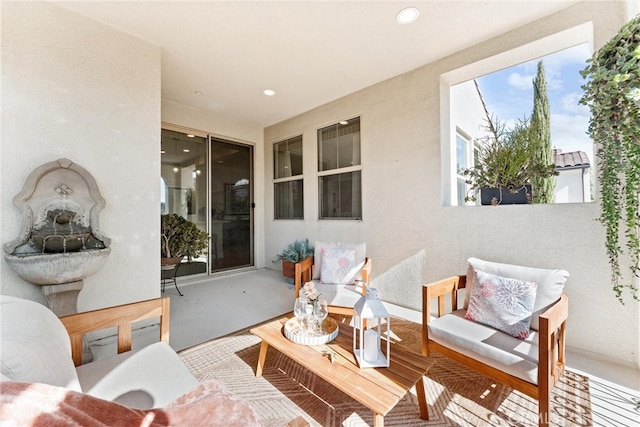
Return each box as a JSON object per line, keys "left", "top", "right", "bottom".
{"left": 310, "top": 280, "right": 366, "bottom": 308}
{"left": 76, "top": 341, "right": 199, "bottom": 408}
{"left": 428, "top": 310, "right": 539, "bottom": 384}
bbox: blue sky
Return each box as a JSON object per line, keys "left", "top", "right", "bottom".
{"left": 476, "top": 43, "right": 593, "bottom": 159}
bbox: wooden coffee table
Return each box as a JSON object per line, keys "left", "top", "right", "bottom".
{"left": 250, "top": 316, "right": 433, "bottom": 427}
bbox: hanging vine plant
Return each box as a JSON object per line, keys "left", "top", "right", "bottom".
{"left": 580, "top": 14, "right": 640, "bottom": 303}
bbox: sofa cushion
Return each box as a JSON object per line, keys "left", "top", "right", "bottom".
{"left": 428, "top": 310, "right": 539, "bottom": 384}
{"left": 76, "top": 341, "right": 199, "bottom": 408}
{"left": 320, "top": 247, "right": 356, "bottom": 284}
{"left": 0, "top": 295, "right": 81, "bottom": 391}
{"left": 465, "top": 258, "right": 569, "bottom": 330}
{"left": 0, "top": 380, "right": 262, "bottom": 426}
{"left": 465, "top": 269, "right": 537, "bottom": 339}
{"left": 313, "top": 242, "right": 366, "bottom": 282}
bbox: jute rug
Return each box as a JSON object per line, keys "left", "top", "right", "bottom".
{"left": 179, "top": 316, "right": 592, "bottom": 427}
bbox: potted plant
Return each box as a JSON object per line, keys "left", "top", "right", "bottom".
{"left": 273, "top": 239, "right": 314, "bottom": 279}
{"left": 580, "top": 14, "right": 640, "bottom": 303}
{"left": 463, "top": 115, "right": 557, "bottom": 205}
{"left": 161, "top": 214, "right": 210, "bottom": 266}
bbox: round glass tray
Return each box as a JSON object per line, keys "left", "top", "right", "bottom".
{"left": 284, "top": 317, "right": 339, "bottom": 345}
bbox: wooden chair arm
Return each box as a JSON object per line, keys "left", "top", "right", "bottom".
{"left": 59, "top": 297, "right": 170, "bottom": 367}
{"left": 294, "top": 256, "right": 314, "bottom": 298}
{"left": 538, "top": 294, "right": 568, "bottom": 370}
{"left": 421, "top": 275, "right": 465, "bottom": 356}
{"left": 361, "top": 257, "right": 372, "bottom": 286}
{"left": 537, "top": 293, "right": 568, "bottom": 415}
{"left": 422, "top": 275, "right": 465, "bottom": 316}
{"left": 538, "top": 293, "right": 569, "bottom": 336}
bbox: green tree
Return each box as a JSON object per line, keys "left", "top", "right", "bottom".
{"left": 530, "top": 61, "right": 555, "bottom": 203}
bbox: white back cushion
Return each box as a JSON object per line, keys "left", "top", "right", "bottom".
{"left": 0, "top": 295, "right": 81, "bottom": 391}
{"left": 465, "top": 258, "right": 569, "bottom": 331}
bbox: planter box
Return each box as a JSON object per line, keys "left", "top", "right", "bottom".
{"left": 480, "top": 185, "right": 532, "bottom": 205}
{"left": 281, "top": 256, "right": 313, "bottom": 279}
{"left": 281, "top": 259, "right": 296, "bottom": 279}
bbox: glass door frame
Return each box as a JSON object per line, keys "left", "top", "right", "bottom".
{"left": 208, "top": 134, "right": 255, "bottom": 273}
{"left": 161, "top": 123, "right": 255, "bottom": 278}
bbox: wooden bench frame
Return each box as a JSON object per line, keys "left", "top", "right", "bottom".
{"left": 422, "top": 275, "right": 568, "bottom": 427}
{"left": 293, "top": 256, "right": 372, "bottom": 315}
{"left": 59, "top": 297, "right": 171, "bottom": 367}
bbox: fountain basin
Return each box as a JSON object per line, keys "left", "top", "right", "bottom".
{"left": 4, "top": 248, "right": 111, "bottom": 285}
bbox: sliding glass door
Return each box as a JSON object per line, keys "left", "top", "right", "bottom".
{"left": 209, "top": 137, "right": 253, "bottom": 272}
{"left": 161, "top": 128, "right": 254, "bottom": 277}
{"left": 161, "top": 129, "right": 208, "bottom": 276}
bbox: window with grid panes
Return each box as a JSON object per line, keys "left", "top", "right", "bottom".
{"left": 273, "top": 135, "right": 304, "bottom": 219}
{"left": 317, "top": 117, "right": 362, "bottom": 220}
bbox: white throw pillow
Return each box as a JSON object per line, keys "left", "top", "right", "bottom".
{"left": 313, "top": 242, "right": 366, "bottom": 281}
{"left": 465, "top": 269, "right": 537, "bottom": 339}
{"left": 465, "top": 258, "right": 569, "bottom": 331}
{"left": 320, "top": 247, "right": 356, "bottom": 284}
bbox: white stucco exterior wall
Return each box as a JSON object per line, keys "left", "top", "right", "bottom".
{"left": 555, "top": 168, "right": 591, "bottom": 203}
{"left": 264, "top": 2, "right": 638, "bottom": 368}
{"left": 1, "top": 2, "right": 162, "bottom": 310}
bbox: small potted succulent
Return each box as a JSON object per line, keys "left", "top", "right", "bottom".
{"left": 273, "top": 239, "right": 314, "bottom": 279}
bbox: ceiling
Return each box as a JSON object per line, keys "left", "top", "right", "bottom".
{"left": 56, "top": 1, "right": 582, "bottom": 128}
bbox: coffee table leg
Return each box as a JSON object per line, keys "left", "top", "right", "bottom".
{"left": 256, "top": 341, "right": 269, "bottom": 377}
{"left": 415, "top": 375, "right": 429, "bottom": 420}
{"left": 373, "top": 412, "right": 384, "bottom": 427}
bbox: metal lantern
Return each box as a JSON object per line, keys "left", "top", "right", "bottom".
{"left": 353, "top": 287, "right": 390, "bottom": 368}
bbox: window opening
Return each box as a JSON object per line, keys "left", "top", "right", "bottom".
{"left": 317, "top": 117, "right": 362, "bottom": 220}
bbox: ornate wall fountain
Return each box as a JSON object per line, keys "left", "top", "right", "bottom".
{"left": 4, "top": 158, "right": 111, "bottom": 322}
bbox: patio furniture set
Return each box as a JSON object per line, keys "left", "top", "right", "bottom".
{"left": 1, "top": 240, "right": 568, "bottom": 427}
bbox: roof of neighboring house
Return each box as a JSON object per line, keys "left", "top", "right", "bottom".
{"left": 553, "top": 149, "right": 591, "bottom": 169}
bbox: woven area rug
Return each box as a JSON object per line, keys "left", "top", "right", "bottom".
{"left": 179, "top": 316, "right": 592, "bottom": 427}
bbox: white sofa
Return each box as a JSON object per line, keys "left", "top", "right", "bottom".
{"left": 1, "top": 295, "right": 263, "bottom": 425}
{"left": 0, "top": 295, "right": 199, "bottom": 408}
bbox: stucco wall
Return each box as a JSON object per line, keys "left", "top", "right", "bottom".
{"left": 264, "top": 2, "right": 639, "bottom": 368}
{"left": 1, "top": 2, "right": 162, "bottom": 310}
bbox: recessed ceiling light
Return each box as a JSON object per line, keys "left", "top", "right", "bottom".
{"left": 194, "top": 91, "right": 203, "bottom": 96}
{"left": 183, "top": 149, "right": 190, "bottom": 153}
{"left": 160, "top": 150, "right": 165, "bottom": 154}
{"left": 339, "top": 120, "right": 349, "bottom": 125}
{"left": 263, "top": 89, "right": 276, "bottom": 96}
{"left": 187, "top": 134, "right": 195, "bottom": 138}
{"left": 396, "top": 7, "right": 419, "bottom": 24}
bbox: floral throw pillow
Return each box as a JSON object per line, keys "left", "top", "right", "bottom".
{"left": 320, "top": 247, "right": 356, "bottom": 284}
{"left": 465, "top": 269, "right": 538, "bottom": 339}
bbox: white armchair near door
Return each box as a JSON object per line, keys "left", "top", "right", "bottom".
{"left": 294, "top": 242, "right": 371, "bottom": 315}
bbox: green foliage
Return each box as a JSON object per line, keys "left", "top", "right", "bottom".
{"left": 580, "top": 14, "right": 640, "bottom": 303}
{"left": 463, "top": 115, "right": 558, "bottom": 202}
{"left": 274, "top": 238, "right": 314, "bottom": 263}
{"left": 530, "top": 61, "right": 555, "bottom": 203}
{"left": 161, "top": 214, "right": 210, "bottom": 261}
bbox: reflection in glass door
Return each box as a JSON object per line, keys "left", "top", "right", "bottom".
{"left": 210, "top": 137, "right": 253, "bottom": 272}
{"left": 161, "top": 129, "right": 208, "bottom": 277}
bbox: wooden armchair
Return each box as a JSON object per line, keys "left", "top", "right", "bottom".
{"left": 60, "top": 297, "right": 170, "bottom": 366}
{"left": 294, "top": 256, "right": 372, "bottom": 315}
{"left": 422, "top": 274, "right": 568, "bottom": 427}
